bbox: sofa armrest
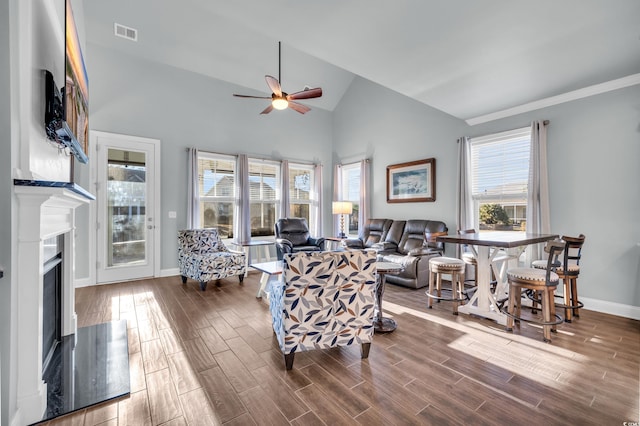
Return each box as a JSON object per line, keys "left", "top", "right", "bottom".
{"left": 308, "top": 237, "right": 325, "bottom": 249}
{"left": 344, "top": 238, "right": 364, "bottom": 249}
{"left": 408, "top": 247, "right": 442, "bottom": 257}
{"left": 371, "top": 241, "right": 398, "bottom": 253}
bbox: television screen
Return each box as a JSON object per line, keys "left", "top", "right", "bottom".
{"left": 64, "top": 0, "right": 89, "bottom": 160}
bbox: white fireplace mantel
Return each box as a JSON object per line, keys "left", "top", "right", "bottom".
{"left": 14, "top": 182, "right": 92, "bottom": 424}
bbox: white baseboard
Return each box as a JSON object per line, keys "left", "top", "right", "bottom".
{"left": 160, "top": 268, "right": 180, "bottom": 277}
{"left": 581, "top": 296, "right": 640, "bottom": 320}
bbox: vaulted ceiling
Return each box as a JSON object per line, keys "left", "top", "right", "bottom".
{"left": 84, "top": 0, "right": 640, "bottom": 122}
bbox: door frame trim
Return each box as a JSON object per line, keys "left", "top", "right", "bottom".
{"left": 89, "top": 130, "right": 162, "bottom": 285}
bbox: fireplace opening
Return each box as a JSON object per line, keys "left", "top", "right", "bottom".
{"left": 42, "top": 234, "right": 63, "bottom": 375}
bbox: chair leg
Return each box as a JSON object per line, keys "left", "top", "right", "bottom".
{"left": 239, "top": 274, "right": 244, "bottom": 283}
{"left": 284, "top": 353, "right": 295, "bottom": 370}
{"left": 436, "top": 272, "right": 442, "bottom": 302}
{"left": 199, "top": 281, "right": 207, "bottom": 291}
{"left": 550, "top": 289, "right": 558, "bottom": 333}
{"left": 361, "top": 342, "right": 371, "bottom": 359}
{"left": 542, "top": 289, "right": 552, "bottom": 342}
{"left": 562, "top": 276, "right": 572, "bottom": 322}
{"left": 181, "top": 275, "right": 187, "bottom": 284}
{"left": 571, "top": 277, "right": 580, "bottom": 318}
{"left": 427, "top": 271, "right": 435, "bottom": 309}
{"left": 506, "top": 284, "right": 515, "bottom": 332}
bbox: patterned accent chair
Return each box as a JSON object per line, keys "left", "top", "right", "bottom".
{"left": 269, "top": 250, "right": 377, "bottom": 370}
{"left": 178, "top": 229, "right": 246, "bottom": 291}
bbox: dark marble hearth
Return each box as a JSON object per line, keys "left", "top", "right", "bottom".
{"left": 35, "top": 320, "right": 130, "bottom": 424}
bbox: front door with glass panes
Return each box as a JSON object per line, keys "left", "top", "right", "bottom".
{"left": 96, "top": 133, "right": 158, "bottom": 283}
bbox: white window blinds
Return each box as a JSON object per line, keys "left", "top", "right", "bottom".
{"left": 470, "top": 127, "right": 531, "bottom": 202}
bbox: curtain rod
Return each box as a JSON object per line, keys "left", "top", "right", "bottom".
{"left": 460, "top": 120, "right": 550, "bottom": 142}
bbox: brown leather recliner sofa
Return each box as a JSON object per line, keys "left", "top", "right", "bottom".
{"left": 345, "top": 218, "right": 448, "bottom": 289}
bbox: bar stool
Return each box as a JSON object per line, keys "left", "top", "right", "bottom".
{"left": 426, "top": 256, "right": 466, "bottom": 314}
{"left": 503, "top": 240, "right": 565, "bottom": 342}
{"left": 532, "top": 234, "right": 585, "bottom": 322}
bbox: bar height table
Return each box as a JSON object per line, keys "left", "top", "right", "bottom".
{"left": 436, "top": 232, "right": 558, "bottom": 325}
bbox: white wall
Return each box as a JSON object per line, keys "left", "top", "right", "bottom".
{"left": 334, "top": 76, "right": 640, "bottom": 312}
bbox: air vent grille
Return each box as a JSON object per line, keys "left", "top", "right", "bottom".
{"left": 114, "top": 23, "right": 137, "bottom": 41}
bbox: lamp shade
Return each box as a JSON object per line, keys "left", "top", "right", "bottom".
{"left": 332, "top": 201, "right": 353, "bottom": 215}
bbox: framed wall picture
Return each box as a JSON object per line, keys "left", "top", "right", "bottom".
{"left": 386, "top": 158, "right": 436, "bottom": 203}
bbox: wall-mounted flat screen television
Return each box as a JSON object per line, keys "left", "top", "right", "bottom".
{"left": 44, "top": 0, "right": 89, "bottom": 164}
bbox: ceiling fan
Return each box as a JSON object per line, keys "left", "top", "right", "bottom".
{"left": 233, "top": 41, "right": 322, "bottom": 114}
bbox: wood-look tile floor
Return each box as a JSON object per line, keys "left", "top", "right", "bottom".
{"left": 41, "top": 274, "right": 639, "bottom": 425}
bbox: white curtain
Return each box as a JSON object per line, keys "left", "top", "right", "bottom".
{"left": 358, "top": 159, "right": 370, "bottom": 238}
{"left": 280, "top": 159, "right": 290, "bottom": 219}
{"left": 187, "top": 147, "right": 199, "bottom": 229}
{"left": 313, "top": 164, "right": 323, "bottom": 236}
{"left": 234, "top": 154, "right": 251, "bottom": 244}
{"left": 333, "top": 164, "right": 342, "bottom": 237}
{"left": 526, "top": 120, "right": 551, "bottom": 261}
{"left": 456, "top": 137, "right": 474, "bottom": 257}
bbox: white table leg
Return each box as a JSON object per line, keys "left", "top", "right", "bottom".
{"left": 458, "top": 245, "right": 507, "bottom": 325}
{"left": 257, "top": 272, "right": 269, "bottom": 298}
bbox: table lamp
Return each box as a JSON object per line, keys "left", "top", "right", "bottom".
{"left": 332, "top": 201, "right": 353, "bottom": 238}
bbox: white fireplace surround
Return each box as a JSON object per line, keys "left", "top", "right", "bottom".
{"left": 14, "top": 185, "right": 90, "bottom": 425}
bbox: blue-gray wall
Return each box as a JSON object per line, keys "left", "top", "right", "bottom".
{"left": 333, "top": 76, "right": 640, "bottom": 308}
{"left": 0, "top": 0, "right": 12, "bottom": 421}
{"left": 333, "top": 76, "right": 466, "bottom": 226}
{"left": 87, "top": 44, "right": 334, "bottom": 270}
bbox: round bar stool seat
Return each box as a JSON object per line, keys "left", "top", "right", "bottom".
{"left": 426, "top": 257, "right": 466, "bottom": 314}
{"left": 504, "top": 267, "right": 563, "bottom": 342}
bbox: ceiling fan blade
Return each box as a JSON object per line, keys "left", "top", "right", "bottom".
{"left": 265, "top": 75, "right": 282, "bottom": 97}
{"left": 260, "top": 104, "right": 274, "bottom": 115}
{"left": 288, "top": 101, "right": 311, "bottom": 114}
{"left": 233, "top": 94, "right": 271, "bottom": 99}
{"left": 288, "top": 87, "right": 322, "bottom": 100}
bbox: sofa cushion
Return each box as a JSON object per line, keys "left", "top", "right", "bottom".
{"left": 397, "top": 220, "right": 430, "bottom": 255}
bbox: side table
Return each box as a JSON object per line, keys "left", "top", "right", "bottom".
{"left": 374, "top": 262, "right": 403, "bottom": 333}
{"left": 324, "top": 236, "right": 347, "bottom": 251}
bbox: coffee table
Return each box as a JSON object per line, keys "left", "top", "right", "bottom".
{"left": 374, "top": 262, "right": 403, "bottom": 333}
{"left": 229, "top": 240, "right": 274, "bottom": 278}
{"left": 250, "top": 260, "right": 282, "bottom": 299}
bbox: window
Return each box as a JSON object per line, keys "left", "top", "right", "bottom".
{"left": 198, "top": 152, "right": 236, "bottom": 238}
{"left": 249, "top": 159, "right": 279, "bottom": 237}
{"left": 340, "top": 162, "right": 361, "bottom": 234}
{"left": 470, "top": 127, "right": 531, "bottom": 232}
{"left": 288, "top": 163, "right": 315, "bottom": 231}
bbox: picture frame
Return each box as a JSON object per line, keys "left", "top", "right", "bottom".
{"left": 386, "top": 158, "right": 436, "bottom": 203}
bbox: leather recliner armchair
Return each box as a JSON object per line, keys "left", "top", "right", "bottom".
{"left": 274, "top": 218, "right": 325, "bottom": 260}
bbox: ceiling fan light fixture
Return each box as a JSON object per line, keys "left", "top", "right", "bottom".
{"left": 272, "top": 97, "right": 288, "bottom": 110}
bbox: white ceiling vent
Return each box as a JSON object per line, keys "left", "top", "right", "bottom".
{"left": 114, "top": 23, "right": 138, "bottom": 41}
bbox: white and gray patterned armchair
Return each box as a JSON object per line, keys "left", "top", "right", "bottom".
{"left": 178, "top": 229, "right": 246, "bottom": 291}
{"left": 269, "top": 250, "right": 377, "bottom": 370}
